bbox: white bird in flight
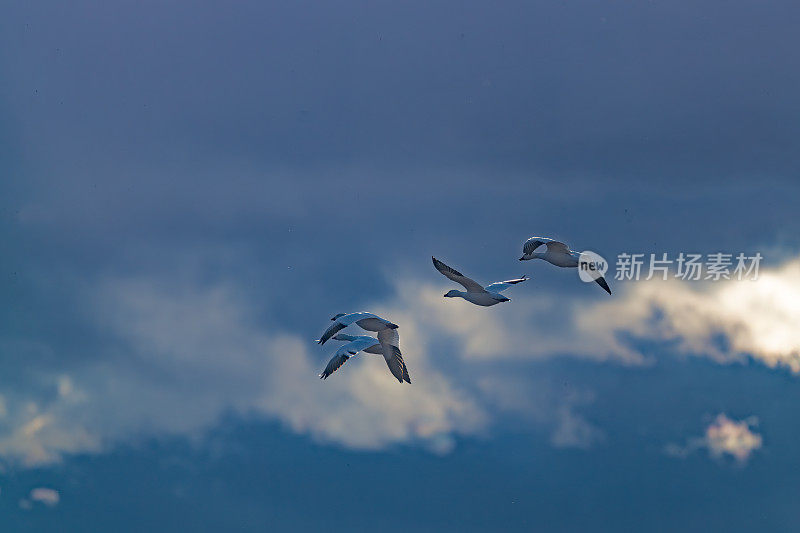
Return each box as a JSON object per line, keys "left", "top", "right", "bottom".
{"left": 317, "top": 312, "right": 398, "bottom": 345}
{"left": 518, "top": 236, "right": 612, "bottom": 294}
{"left": 319, "top": 332, "right": 411, "bottom": 383}
{"left": 432, "top": 256, "right": 529, "bottom": 306}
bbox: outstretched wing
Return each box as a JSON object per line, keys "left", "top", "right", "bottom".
{"left": 317, "top": 321, "right": 346, "bottom": 345}
{"left": 381, "top": 343, "right": 412, "bottom": 383}
{"left": 546, "top": 241, "right": 572, "bottom": 254}
{"left": 485, "top": 275, "right": 529, "bottom": 293}
{"left": 377, "top": 328, "right": 411, "bottom": 383}
{"left": 523, "top": 237, "right": 571, "bottom": 255}
{"left": 319, "top": 338, "right": 377, "bottom": 379}
{"left": 320, "top": 349, "right": 352, "bottom": 379}
{"left": 432, "top": 257, "right": 485, "bottom": 293}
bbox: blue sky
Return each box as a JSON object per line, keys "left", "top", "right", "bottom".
{"left": 2, "top": 0, "right": 800, "bottom": 531}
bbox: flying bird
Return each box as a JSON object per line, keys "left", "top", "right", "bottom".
{"left": 317, "top": 312, "right": 399, "bottom": 345}
{"left": 320, "top": 333, "right": 411, "bottom": 383}
{"left": 519, "top": 236, "right": 612, "bottom": 294}
{"left": 432, "top": 256, "right": 529, "bottom": 306}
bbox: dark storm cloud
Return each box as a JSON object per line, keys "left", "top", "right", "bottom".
{"left": 3, "top": 0, "right": 800, "bottom": 188}
{"left": 0, "top": 0, "right": 798, "bottom": 333}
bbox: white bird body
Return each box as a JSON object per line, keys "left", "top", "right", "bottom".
{"left": 524, "top": 250, "right": 579, "bottom": 268}
{"left": 432, "top": 257, "right": 528, "bottom": 307}
{"left": 441, "top": 290, "right": 509, "bottom": 306}
{"left": 330, "top": 333, "right": 384, "bottom": 354}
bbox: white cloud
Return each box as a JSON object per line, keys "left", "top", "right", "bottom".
{"left": 30, "top": 487, "right": 60, "bottom": 506}
{"left": 705, "top": 414, "right": 763, "bottom": 462}
{"left": 0, "top": 279, "right": 488, "bottom": 465}
{"left": 666, "top": 414, "right": 763, "bottom": 464}
{"left": 19, "top": 487, "right": 61, "bottom": 509}
{"left": 369, "top": 278, "right": 645, "bottom": 365}
{"left": 581, "top": 258, "right": 800, "bottom": 372}
{"left": 396, "top": 256, "right": 800, "bottom": 376}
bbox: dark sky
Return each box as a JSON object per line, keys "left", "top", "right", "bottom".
{"left": 2, "top": 1, "right": 800, "bottom": 531}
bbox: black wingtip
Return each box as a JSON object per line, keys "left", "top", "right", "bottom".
{"left": 595, "top": 276, "right": 612, "bottom": 295}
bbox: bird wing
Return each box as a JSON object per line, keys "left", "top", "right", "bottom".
{"left": 485, "top": 275, "right": 529, "bottom": 293}
{"left": 432, "top": 257, "right": 485, "bottom": 293}
{"left": 331, "top": 334, "right": 378, "bottom": 345}
{"left": 317, "top": 321, "right": 347, "bottom": 345}
{"left": 320, "top": 351, "right": 351, "bottom": 379}
{"left": 545, "top": 240, "right": 572, "bottom": 254}
{"left": 523, "top": 237, "right": 549, "bottom": 255}
{"left": 319, "top": 338, "right": 377, "bottom": 379}
{"left": 523, "top": 237, "right": 571, "bottom": 255}
{"left": 377, "top": 328, "right": 411, "bottom": 383}
{"left": 363, "top": 344, "right": 384, "bottom": 355}
{"left": 355, "top": 317, "right": 395, "bottom": 332}
{"left": 381, "top": 343, "right": 411, "bottom": 383}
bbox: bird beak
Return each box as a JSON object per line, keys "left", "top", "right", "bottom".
{"left": 388, "top": 323, "right": 399, "bottom": 329}
{"left": 518, "top": 257, "right": 525, "bottom": 261}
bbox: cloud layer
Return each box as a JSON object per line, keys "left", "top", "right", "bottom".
{"left": 2, "top": 253, "right": 799, "bottom": 467}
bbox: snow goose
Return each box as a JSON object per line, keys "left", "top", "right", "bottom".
{"left": 432, "top": 256, "right": 528, "bottom": 307}
{"left": 519, "top": 237, "right": 612, "bottom": 294}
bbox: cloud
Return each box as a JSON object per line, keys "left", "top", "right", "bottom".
{"left": 0, "top": 269, "right": 612, "bottom": 467}
{"left": 393, "top": 255, "right": 800, "bottom": 376}
{"left": 6, "top": 252, "right": 796, "bottom": 468}
{"left": 666, "top": 414, "right": 763, "bottom": 464}
{"left": 30, "top": 487, "right": 60, "bottom": 506}
{"left": 369, "top": 278, "right": 646, "bottom": 365}
{"left": 473, "top": 374, "right": 604, "bottom": 450}
{"left": 19, "top": 487, "right": 60, "bottom": 509}
{"left": 705, "top": 414, "right": 763, "bottom": 462}
{"left": 582, "top": 258, "right": 800, "bottom": 373}
{"left": 549, "top": 402, "right": 604, "bottom": 450}
{"left": 0, "top": 278, "right": 488, "bottom": 466}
